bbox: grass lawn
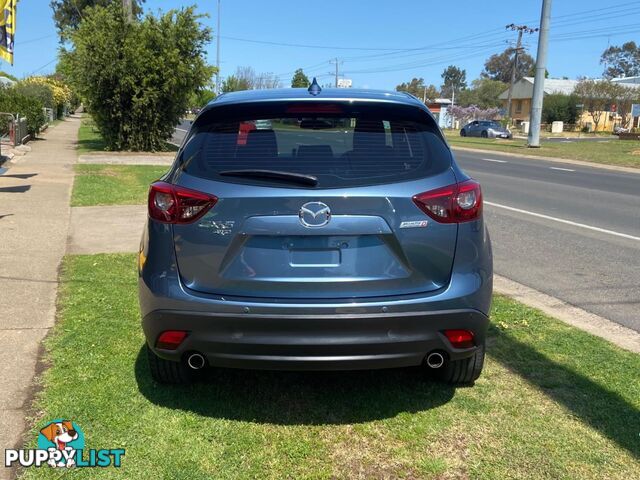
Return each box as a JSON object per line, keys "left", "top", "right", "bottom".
{"left": 77, "top": 118, "right": 109, "bottom": 154}
{"left": 21, "top": 254, "right": 640, "bottom": 479}
{"left": 444, "top": 130, "right": 640, "bottom": 169}
{"left": 77, "top": 117, "right": 179, "bottom": 154}
{"left": 72, "top": 165, "right": 168, "bottom": 206}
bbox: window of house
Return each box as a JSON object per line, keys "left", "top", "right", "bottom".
{"left": 515, "top": 100, "right": 523, "bottom": 114}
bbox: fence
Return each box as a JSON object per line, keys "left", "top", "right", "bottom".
{"left": 0, "top": 113, "right": 29, "bottom": 147}
{"left": 43, "top": 107, "right": 55, "bottom": 124}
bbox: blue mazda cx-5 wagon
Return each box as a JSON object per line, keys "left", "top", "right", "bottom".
{"left": 138, "top": 82, "right": 492, "bottom": 385}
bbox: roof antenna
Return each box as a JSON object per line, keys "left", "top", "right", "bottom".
{"left": 308, "top": 77, "right": 322, "bottom": 96}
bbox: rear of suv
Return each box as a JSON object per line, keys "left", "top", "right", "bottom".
{"left": 138, "top": 85, "right": 492, "bottom": 385}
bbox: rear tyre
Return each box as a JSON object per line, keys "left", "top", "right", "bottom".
{"left": 460, "top": 129, "right": 466, "bottom": 137}
{"left": 434, "top": 344, "right": 485, "bottom": 385}
{"left": 481, "top": 130, "right": 488, "bottom": 138}
{"left": 146, "top": 345, "right": 194, "bottom": 384}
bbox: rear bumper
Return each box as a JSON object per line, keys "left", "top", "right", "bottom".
{"left": 143, "top": 308, "right": 489, "bottom": 370}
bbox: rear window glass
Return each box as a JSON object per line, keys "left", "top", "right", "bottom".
{"left": 177, "top": 101, "right": 451, "bottom": 188}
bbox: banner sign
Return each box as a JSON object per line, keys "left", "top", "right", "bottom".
{"left": 0, "top": 0, "right": 15, "bottom": 65}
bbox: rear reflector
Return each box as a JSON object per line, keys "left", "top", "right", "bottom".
{"left": 443, "top": 329, "right": 475, "bottom": 349}
{"left": 156, "top": 330, "right": 188, "bottom": 350}
{"left": 413, "top": 179, "right": 482, "bottom": 223}
{"left": 148, "top": 181, "right": 217, "bottom": 224}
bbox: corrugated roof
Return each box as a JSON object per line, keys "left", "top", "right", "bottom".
{"left": 498, "top": 76, "right": 640, "bottom": 100}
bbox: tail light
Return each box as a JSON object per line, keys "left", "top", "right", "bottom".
{"left": 148, "top": 181, "right": 217, "bottom": 224}
{"left": 156, "top": 330, "right": 188, "bottom": 350}
{"left": 412, "top": 179, "right": 482, "bottom": 223}
{"left": 444, "top": 329, "right": 475, "bottom": 349}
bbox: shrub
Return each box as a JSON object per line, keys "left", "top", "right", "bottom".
{"left": 0, "top": 87, "right": 47, "bottom": 136}
{"left": 542, "top": 93, "right": 579, "bottom": 124}
{"left": 65, "top": 4, "right": 214, "bottom": 151}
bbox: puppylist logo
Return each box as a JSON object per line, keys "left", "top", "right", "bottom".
{"left": 5, "top": 420, "right": 124, "bottom": 469}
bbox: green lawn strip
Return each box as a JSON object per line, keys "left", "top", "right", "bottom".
{"left": 22, "top": 254, "right": 640, "bottom": 479}
{"left": 77, "top": 117, "right": 179, "bottom": 154}
{"left": 444, "top": 130, "right": 640, "bottom": 168}
{"left": 72, "top": 164, "right": 168, "bottom": 206}
{"left": 77, "top": 117, "right": 109, "bottom": 154}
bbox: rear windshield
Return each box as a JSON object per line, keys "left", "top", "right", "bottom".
{"left": 177, "top": 101, "right": 451, "bottom": 188}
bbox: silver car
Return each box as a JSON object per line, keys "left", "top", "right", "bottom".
{"left": 139, "top": 84, "right": 493, "bottom": 386}
{"left": 461, "top": 120, "right": 512, "bottom": 139}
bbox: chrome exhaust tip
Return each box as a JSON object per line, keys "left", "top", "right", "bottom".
{"left": 426, "top": 352, "right": 445, "bottom": 369}
{"left": 186, "top": 353, "right": 206, "bottom": 370}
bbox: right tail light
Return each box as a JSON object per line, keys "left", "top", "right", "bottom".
{"left": 413, "top": 179, "right": 482, "bottom": 223}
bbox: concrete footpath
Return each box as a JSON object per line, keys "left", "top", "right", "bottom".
{"left": 0, "top": 116, "right": 79, "bottom": 480}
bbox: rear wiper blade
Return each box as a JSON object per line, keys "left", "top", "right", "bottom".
{"left": 218, "top": 169, "right": 318, "bottom": 186}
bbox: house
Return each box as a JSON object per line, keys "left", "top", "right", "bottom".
{"left": 426, "top": 98, "right": 452, "bottom": 129}
{"left": 498, "top": 76, "right": 640, "bottom": 131}
{"left": 498, "top": 77, "right": 577, "bottom": 123}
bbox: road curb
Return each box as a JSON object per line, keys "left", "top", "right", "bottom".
{"left": 494, "top": 275, "right": 640, "bottom": 354}
{"left": 451, "top": 146, "right": 640, "bottom": 175}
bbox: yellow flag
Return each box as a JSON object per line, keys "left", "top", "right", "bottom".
{"left": 0, "top": 0, "right": 15, "bottom": 65}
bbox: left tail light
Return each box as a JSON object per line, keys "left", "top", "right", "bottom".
{"left": 148, "top": 181, "right": 217, "bottom": 224}
{"left": 412, "top": 179, "right": 482, "bottom": 224}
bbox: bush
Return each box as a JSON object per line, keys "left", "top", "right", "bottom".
{"left": 0, "top": 87, "right": 47, "bottom": 136}
{"left": 65, "top": 4, "right": 214, "bottom": 151}
{"left": 542, "top": 93, "right": 579, "bottom": 124}
{"left": 12, "top": 82, "right": 55, "bottom": 110}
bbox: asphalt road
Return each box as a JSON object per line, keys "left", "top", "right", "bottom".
{"left": 172, "top": 123, "right": 640, "bottom": 332}
{"left": 454, "top": 149, "right": 640, "bottom": 332}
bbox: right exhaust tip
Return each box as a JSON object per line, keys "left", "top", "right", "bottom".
{"left": 187, "top": 352, "right": 206, "bottom": 370}
{"left": 426, "top": 351, "right": 445, "bottom": 369}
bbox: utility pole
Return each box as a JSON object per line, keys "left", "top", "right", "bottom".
{"left": 329, "top": 58, "right": 342, "bottom": 87}
{"left": 122, "top": 0, "right": 133, "bottom": 23}
{"left": 528, "top": 0, "right": 552, "bottom": 148}
{"left": 215, "top": 0, "right": 221, "bottom": 94}
{"left": 505, "top": 24, "right": 538, "bottom": 125}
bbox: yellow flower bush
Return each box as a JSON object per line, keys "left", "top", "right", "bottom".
{"left": 22, "top": 76, "right": 73, "bottom": 108}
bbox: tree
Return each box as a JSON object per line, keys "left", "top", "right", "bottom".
{"left": 573, "top": 79, "right": 613, "bottom": 131}
{"left": 456, "top": 78, "right": 506, "bottom": 109}
{"left": 440, "top": 66, "right": 466, "bottom": 98}
{"left": 541, "top": 93, "right": 579, "bottom": 125}
{"left": 600, "top": 41, "right": 640, "bottom": 79}
{"left": 395, "top": 77, "right": 438, "bottom": 102}
{"left": 221, "top": 67, "right": 280, "bottom": 92}
{"left": 482, "top": 48, "right": 534, "bottom": 83}
{"left": 50, "top": 0, "right": 146, "bottom": 39}
{"left": 448, "top": 105, "right": 500, "bottom": 124}
{"left": 0, "top": 70, "right": 18, "bottom": 82}
{"left": 221, "top": 75, "right": 250, "bottom": 93}
{"left": 65, "top": 4, "right": 214, "bottom": 150}
{"left": 609, "top": 83, "right": 640, "bottom": 128}
{"left": 189, "top": 88, "right": 216, "bottom": 109}
{"left": 291, "top": 68, "right": 310, "bottom": 88}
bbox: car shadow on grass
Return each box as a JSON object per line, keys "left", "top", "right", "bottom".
{"left": 489, "top": 327, "right": 640, "bottom": 459}
{"left": 134, "top": 346, "right": 456, "bottom": 425}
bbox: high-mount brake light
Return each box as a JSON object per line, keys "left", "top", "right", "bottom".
{"left": 285, "top": 104, "right": 344, "bottom": 114}
{"left": 148, "top": 181, "right": 217, "bottom": 224}
{"left": 412, "top": 179, "right": 482, "bottom": 223}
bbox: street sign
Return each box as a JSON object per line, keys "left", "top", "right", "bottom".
{"left": 632, "top": 104, "right": 640, "bottom": 117}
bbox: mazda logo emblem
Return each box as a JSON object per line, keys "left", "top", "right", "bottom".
{"left": 299, "top": 202, "right": 331, "bottom": 228}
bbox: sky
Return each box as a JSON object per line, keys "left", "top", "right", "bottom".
{"left": 3, "top": 0, "right": 639, "bottom": 89}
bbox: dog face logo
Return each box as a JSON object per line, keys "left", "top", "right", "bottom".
{"left": 40, "top": 421, "right": 78, "bottom": 451}
{"left": 37, "top": 420, "right": 83, "bottom": 468}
